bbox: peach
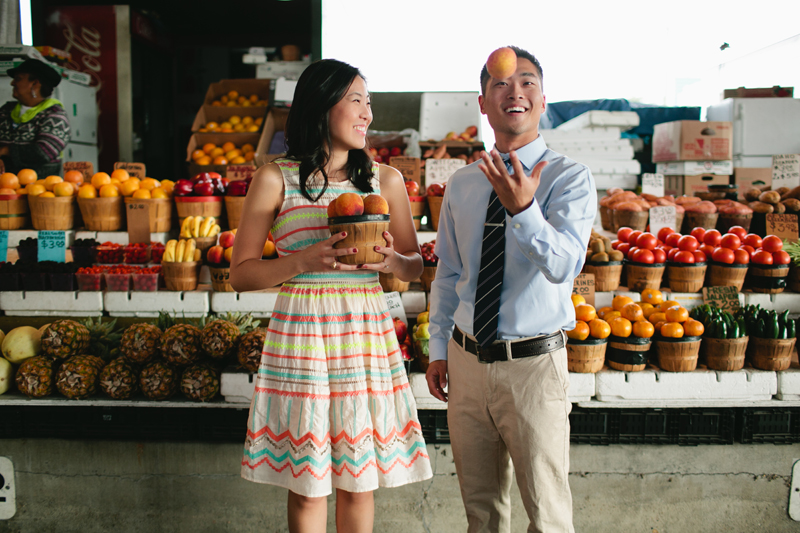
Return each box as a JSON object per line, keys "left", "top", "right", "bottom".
{"left": 262, "top": 240, "right": 276, "bottom": 257}
{"left": 223, "top": 247, "right": 233, "bottom": 263}
{"left": 218, "top": 230, "right": 236, "bottom": 249}
{"left": 334, "top": 192, "right": 364, "bottom": 217}
{"left": 363, "top": 194, "right": 389, "bottom": 215}
{"left": 486, "top": 47, "right": 517, "bottom": 80}
{"left": 207, "top": 245, "right": 225, "bottom": 265}
{"left": 327, "top": 201, "right": 337, "bottom": 218}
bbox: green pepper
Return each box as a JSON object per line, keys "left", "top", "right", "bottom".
{"left": 717, "top": 320, "right": 728, "bottom": 340}
{"left": 756, "top": 318, "right": 765, "bottom": 338}
{"left": 781, "top": 310, "right": 791, "bottom": 329}
{"left": 769, "top": 313, "right": 780, "bottom": 339}
{"left": 729, "top": 321, "right": 740, "bottom": 339}
{"left": 738, "top": 316, "right": 747, "bottom": 337}
{"left": 789, "top": 318, "right": 797, "bottom": 339}
{"left": 779, "top": 323, "right": 788, "bottom": 339}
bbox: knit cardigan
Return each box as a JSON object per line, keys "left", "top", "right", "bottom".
{"left": 0, "top": 101, "right": 71, "bottom": 175}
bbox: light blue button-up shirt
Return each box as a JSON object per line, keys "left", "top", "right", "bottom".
{"left": 428, "top": 135, "right": 597, "bottom": 362}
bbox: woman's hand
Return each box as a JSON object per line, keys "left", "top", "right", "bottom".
{"left": 301, "top": 231, "right": 360, "bottom": 272}
{"left": 359, "top": 230, "right": 395, "bottom": 271}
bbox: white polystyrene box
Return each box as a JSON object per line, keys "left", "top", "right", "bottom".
{"left": 776, "top": 368, "right": 800, "bottom": 400}
{"left": 568, "top": 372, "right": 595, "bottom": 402}
{"left": 104, "top": 289, "right": 210, "bottom": 317}
{"left": 409, "top": 372, "right": 446, "bottom": 410}
{"left": 0, "top": 291, "right": 103, "bottom": 316}
{"left": 210, "top": 290, "right": 280, "bottom": 318}
{"left": 221, "top": 367, "right": 255, "bottom": 404}
{"left": 555, "top": 110, "right": 640, "bottom": 131}
{"left": 751, "top": 292, "right": 800, "bottom": 314}
{"left": 593, "top": 174, "right": 638, "bottom": 191}
{"left": 400, "top": 291, "right": 427, "bottom": 316}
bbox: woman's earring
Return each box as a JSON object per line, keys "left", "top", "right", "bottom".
{"left": 32, "top": 91, "right": 37, "bottom": 98}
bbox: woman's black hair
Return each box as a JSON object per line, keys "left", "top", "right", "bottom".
{"left": 284, "top": 59, "right": 374, "bottom": 202}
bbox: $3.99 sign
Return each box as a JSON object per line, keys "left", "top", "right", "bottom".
{"left": 37, "top": 230, "right": 66, "bottom": 262}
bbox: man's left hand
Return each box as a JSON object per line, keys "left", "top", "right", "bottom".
{"left": 478, "top": 150, "right": 548, "bottom": 216}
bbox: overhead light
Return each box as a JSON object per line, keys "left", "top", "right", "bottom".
{"left": 19, "top": 0, "right": 33, "bottom": 45}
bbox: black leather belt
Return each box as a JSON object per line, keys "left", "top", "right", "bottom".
{"left": 453, "top": 327, "right": 564, "bottom": 364}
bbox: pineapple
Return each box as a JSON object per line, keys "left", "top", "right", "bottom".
{"left": 181, "top": 363, "right": 221, "bottom": 402}
{"left": 56, "top": 355, "right": 102, "bottom": 399}
{"left": 16, "top": 356, "right": 56, "bottom": 398}
{"left": 201, "top": 320, "right": 240, "bottom": 360}
{"left": 99, "top": 357, "right": 139, "bottom": 400}
{"left": 161, "top": 324, "right": 203, "bottom": 367}
{"left": 140, "top": 361, "right": 179, "bottom": 400}
{"left": 120, "top": 323, "right": 163, "bottom": 364}
{"left": 81, "top": 317, "right": 123, "bottom": 361}
{"left": 237, "top": 329, "right": 267, "bottom": 373}
{"left": 40, "top": 319, "right": 90, "bottom": 359}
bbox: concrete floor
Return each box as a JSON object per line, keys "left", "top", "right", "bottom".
{"left": 1, "top": 440, "right": 799, "bottom": 532}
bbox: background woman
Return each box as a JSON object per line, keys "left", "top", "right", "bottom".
{"left": 231, "top": 59, "right": 432, "bottom": 532}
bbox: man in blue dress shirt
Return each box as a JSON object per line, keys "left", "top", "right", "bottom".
{"left": 425, "top": 46, "right": 596, "bottom": 532}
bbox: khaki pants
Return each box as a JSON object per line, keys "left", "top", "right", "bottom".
{"left": 447, "top": 332, "right": 574, "bottom": 533}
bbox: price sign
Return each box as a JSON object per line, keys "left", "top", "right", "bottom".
{"left": 383, "top": 291, "right": 408, "bottom": 325}
{"left": 389, "top": 156, "right": 421, "bottom": 186}
{"left": 641, "top": 173, "right": 665, "bottom": 198}
{"left": 572, "top": 273, "right": 595, "bottom": 307}
{"left": 426, "top": 159, "right": 466, "bottom": 187}
{"left": 114, "top": 161, "right": 146, "bottom": 179}
{"left": 648, "top": 205, "right": 677, "bottom": 238}
{"left": 0, "top": 230, "right": 7, "bottom": 262}
{"left": 703, "top": 286, "right": 741, "bottom": 313}
{"left": 772, "top": 154, "right": 800, "bottom": 190}
{"left": 125, "top": 202, "right": 151, "bottom": 244}
{"left": 63, "top": 161, "right": 94, "bottom": 181}
{"left": 766, "top": 213, "right": 799, "bottom": 242}
{"left": 226, "top": 164, "right": 256, "bottom": 180}
{"left": 37, "top": 230, "right": 66, "bottom": 262}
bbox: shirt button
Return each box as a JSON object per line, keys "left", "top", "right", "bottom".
{"left": 529, "top": 252, "right": 533, "bottom": 256}
{"left": 514, "top": 223, "right": 520, "bottom": 229}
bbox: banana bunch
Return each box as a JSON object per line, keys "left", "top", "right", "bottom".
{"left": 164, "top": 238, "right": 201, "bottom": 263}
{"left": 180, "top": 216, "right": 221, "bottom": 239}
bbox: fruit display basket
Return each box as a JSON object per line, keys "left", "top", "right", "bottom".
{"left": 224, "top": 195, "right": 246, "bottom": 230}
{"left": 666, "top": 262, "right": 707, "bottom": 293}
{"left": 654, "top": 335, "right": 702, "bottom": 372}
{"left": 162, "top": 260, "right": 201, "bottom": 291}
{"left": 681, "top": 212, "right": 718, "bottom": 234}
{"left": 747, "top": 264, "right": 789, "bottom": 294}
{"left": 427, "top": 196, "right": 443, "bottom": 230}
{"left": 175, "top": 196, "right": 224, "bottom": 224}
{"left": 708, "top": 262, "right": 748, "bottom": 292}
{"left": 209, "top": 266, "right": 233, "bottom": 292}
{"left": 379, "top": 272, "right": 409, "bottom": 293}
{"left": 612, "top": 210, "right": 647, "bottom": 232}
{"left": 747, "top": 337, "right": 796, "bottom": 371}
{"left": 123, "top": 197, "right": 172, "bottom": 233}
{"left": 28, "top": 195, "right": 75, "bottom": 230}
{"left": 328, "top": 214, "right": 390, "bottom": 266}
{"left": 567, "top": 337, "right": 607, "bottom": 373}
{"left": 702, "top": 336, "right": 748, "bottom": 371}
{"left": 625, "top": 261, "right": 665, "bottom": 292}
{"left": 606, "top": 335, "right": 651, "bottom": 372}
{"left": 408, "top": 196, "right": 426, "bottom": 230}
{"left": 583, "top": 261, "right": 623, "bottom": 292}
{"left": 77, "top": 196, "right": 124, "bottom": 231}
{"left": 0, "top": 193, "right": 30, "bottom": 230}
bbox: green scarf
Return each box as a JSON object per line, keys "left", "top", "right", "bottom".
{"left": 10, "top": 98, "right": 63, "bottom": 124}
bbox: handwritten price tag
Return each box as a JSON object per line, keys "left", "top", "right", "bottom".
{"left": 383, "top": 291, "right": 408, "bottom": 324}
{"left": 772, "top": 154, "right": 800, "bottom": 190}
{"left": 37, "top": 230, "right": 66, "bottom": 262}
{"left": 226, "top": 164, "right": 256, "bottom": 180}
{"left": 572, "top": 273, "right": 595, "bottom": 307}
{"left": 648, "top": 205, "right": 677, "bottom": 238}
{"left": 426, "top": 159, "right": 466, "bottom": 187}
{"left": 766, "top": 213, "right": 799, "bottom": 242}
{"left": 114, "top": 161, "right": 146, "bottom": 179}
{"left": 0, "top": 230, "right": 7, "bottom": 262}
{"left": 390, "top": 157, "right": 421, "bottom": 185}
{"left": 641, "top": 173, "right": 665, "bottom": 198}
{"left": 703, "top": 286, "right": 741, "bottom": 313}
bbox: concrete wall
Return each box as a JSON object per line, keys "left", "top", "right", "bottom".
{"left": 1, "top": 440, "right": 799, "bottom": 532}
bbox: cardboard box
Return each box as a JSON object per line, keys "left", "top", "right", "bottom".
{"left": 652, "top": 121, "right": 733, "bottom": 162}
{"left": 186, "top": 132, "right": 261, "bottom": 178}
{"left": 191, "top": 105, "right": 267, "bottom": 133}
{"left": 723, "top": 86, "right": 793, "bottom": 99}
{"left": 734, "top": 168, "right": 772, "bottom": 200}
{"left": 203, "top": 78, "right": 272, "bottom": 107}
{"left": 664, "top": 174, "right": 731, "bottom": 197}
{"left": 656, "top": 160, "right": 733, "bottom": 176}
{"left": 254, "top": 107, "right": 289, "bottom": 166}
{"left": 389, "top": 156, "right": 422, "bottom": 186}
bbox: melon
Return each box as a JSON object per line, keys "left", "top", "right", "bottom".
{"left": 2, "top": 326, "right": 42, "bottom": 364}
{"left": 0, "top": 358, "right": 12, "bottom": 394}
{"left": 0, "top": 329, "right": 5, "bottom": 346}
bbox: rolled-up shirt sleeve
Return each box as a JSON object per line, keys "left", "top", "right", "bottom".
{"left": 428, "top": 188, "right": 461, "bottom": 363}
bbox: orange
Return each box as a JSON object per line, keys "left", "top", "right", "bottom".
{"left": 227, "top": 90, "right": 239, "bottom": 99}
{"left": 664, "top": 306, "right": 689, "bottom": 323}
{"left": 246, "top": 124, "right": 259, "bottom": 132}
{"left": 632, "top": 320, "right": 655, "bottom": 338}
{"left": 659, "top": 300, "right": 681, "bottom": 312}
{"left": 132, "top": 188, "right": 151, "bottom": 199}
{"left": 202, "top": 143, "right": 217, "bottom": 154}
{"left": 53, "top": 181, "right": 74, "bottom": 197}
{"left": 612, "top": 295, "right": 634, "bottom": 311}
{"left": 211, "top": 101, "right": 222, "bottom": 107}
{"left": 63, "top": 170, "right": 84, "bottom": 187}
{"left": 206, "top": 121, "right": 219, "bottom": 130}
{"left": 225, "top": 149, "right": 242, "bottom": 160}
{"left": 242, "top": 116, "right": 254, "bottom": 125}
{"left": 621, "top": 302, "right": 644, "bottom": 322}
{"left": 119, "top": 178, "right": 140, "bottom": 197}
{"left": 44, "top": 175, "right": 63, "bottom": 191}
{"left": 0, "top": 188, "right": 16, "bottom": 195}
{"left": 196, "top": 156, "right": 212, "bottom": 165}
{"left": 641, "top": 288, "right": 663, "bottom": 305}
{"left": 642, "top": 305, "right": 660, "bottom": 320}
{"left": 683, "top": 319, "right": 705, "bottom": 337}
{"left": 221, "top": 141, "right": 236, "bottom": 153}
{"left": 229, "top": 115, "right": 241, "bottom": 125}
{"left": 588, "top": 318, "right": 611, "bottom": 339}
{"left": 229, "top": 156, "right": 245, "bottom": 164}
{"left": 256, "top": 100, "right": 268, "bottom": 107}
{"left": 78, "top": 184, "right": 97, "bottom": 198}
{"left": 648, "top": 311, "right": 667, "bottom": 325}
{"left": 244, "top": 151, "right": 255, "bottom": 162}
{"left": 233, "top": 124, "right": 246, "bottom": 132}
{"left": 220, "top": 95, "right": 229, "bottom": 104}
{"left": 160, "top": 179, "right": 174, "bottom": 194}
{"left": 574, "top": 303, "right": 596, "bottom": 322}
{"left": 653, "top": 321, "right": 667, "bottom": 333}
{"left": 567, "top": 321, "right": 591, "bottom": 341}
{"left": 610, "top": 317, "right": 632, "bottom": 338}
{"left": 262, "top": 239, "right": 276, "bottom": 257}
{"left": 199, "top": 127, "right": 210, "bottom": 133}
{"left": 220, "top": 127, "right": 234, "bottom": 133}
{"left": 27, "top": 183, "right": 46, "bottom": 197}
{"left": 226, "top": 101, "right": 237, "bottom": 107}
{"left": 603, "top": 310, "right": 621, "bottom": 322}
{"left": 660, "top": 322, "right": 684, "bottom": 338}
{"left": 91, "top": 172, "right": 111, "bottom": 189}
{"left": 209, "top": 147, "right": 225, "bottom": 158}
{"left": 0, "top": 173, "right": 20, "bottom": 190}
{"left": 38, "top": 191, "right": 55, "bottom": 198}
{"left": 212, "top": 156, "right": 228, "bottom": 165}
{"left": 16, "top": 188, "right": 28, "bottom": 195}
{"left": 192, "top": 149, "right": 206, "bottom": 161}
{"left": 150, "top": 187, "right": 169, "bottom": 199}
{"left": 111, "top": 169, "right": 130, "bottom": 182}
{"left": 99, "top": 184, "right": 119, "bottom": 197}
{"left": 249, "top": 94, "right": 259, "bottom": 103}
{"left": 254, "top": 117, "right": 264, "bottom": 125}
{"left": 140, "top": 178, "right": 160, "bottom": 191}
{"left": 17, "top": 168, "right": 37, "bottom": 186}
{"left": 596, "top": 306, "right": 613, "bottom": 319}
{"left": 109, "top": 178, "right": 121, "bottom": 190}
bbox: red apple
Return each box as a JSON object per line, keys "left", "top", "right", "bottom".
{"left": 390, "top": 146, "right": 402, "bottom": 157}
{"left": 404, "top": 180, "right": 420, "bottom": 196}
{"left": 393, "top": 317, "right": 407, "bottom": 343}
{"left": 193, "top": 181, "right": 215, "bottom": 197}
{"left": 173, "top": 179, "right": 194, "bottom": 196}
{"left": 426, "top": 183, "right": 445, "bottom": 197}
{"left": 378, "top": 147, "right": 390, "bottom": 158}
{"left": 465, "top": 125, "right": 478, "bottom": 137}
{"left": 219, "top": 230, "right": 236, "bottom": 249}
{"left": 226, "top": 180, "right": 248, "bottom": 196}
{"left": 206, "top": 245, "right": 225, "bottom": 265}
{"left": 399, "top": 343, "right": 412, "bottom": 361}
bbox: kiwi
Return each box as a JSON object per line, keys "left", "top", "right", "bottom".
{"left": 590, "top": 252, "right": 609, "bottom": 262}
{"left": 590, "top": 240, "right": 605, "bottom": 254}
{"left": 608, "top": 250, "right": 624, "bottom": 261}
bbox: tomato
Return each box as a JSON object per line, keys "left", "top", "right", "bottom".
{"left": 740, "top": 244, "right": 755, "bottom": 257}
{"left": 636, "top": 232, "right": 658, "bottom": 251}
{"left": 690, "top": 227, "right": 706, "bottom": 242}
{"left": 611, "top": 239, "right": 621, "bottom": 250}
{"left": 665, "top": 233, "right": 682, "bottom": 248}
{"left": 628, "top": 230, "right": 643, "bottom": 246}
{"left": 719, "top": 233, "right": 742, "bottom": 251}
{"left": 733, "top": 249, "right": 750, "bottom": 265}
{"left": 673, "top": 250, "right": 696, "bottom": 263}
{"left": 631, "top": 248, "right": 655, "bottom": 264}
{"left": 762, "top": 235, "right": 783, "bottom": 253}
{"left": 677, "top": 235, "right": 699, "bottom": 252}
{"left": 657, "top": 227, "right": 675, "bottom": 242}
{"left": 699, "top": 243, "right": 716, "bottom": 258}
{"left": 652, "top": 248, "right": 667, "bottom": 264}
{"left": 693, "top": 250, "right": 707, "bottom": 263}
{"left": 712, "top": 247, "right": 735, "bottom": 264}
{"left": 667, "top": 248, "right": 679, "bottom": 261}
{"left": 659, "top": 245, "right": 673, "bottom": 256}
{"left": 773, "top": 250, "right": 791, "bottom": 265}
{"left": 617, "top": 227, "right": 633, "bottom": 243}
{"left": 752, "top": 251, "right": 774, "bottom": 265}
{"left": 743, "top": 234, "right": 762, "bottom": 249}
{"left": 617, "top": 242, "right": 631, "bottom": 258}
{"left": 728, "top": 226, "right": 748, "bottom": 240}
{"left": 703, "top": 229, "right": 722, "bottom": 247}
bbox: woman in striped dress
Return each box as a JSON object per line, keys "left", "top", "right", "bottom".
{"left": 230, "top": 59, "right": 432, "bottom": 532}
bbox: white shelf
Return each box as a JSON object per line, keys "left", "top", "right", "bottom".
{"left": 0, "top": 290, "right": 103, "bottom": 316}
{"left": 210, "top": 290, "right": 281, "bottom": 318}
{"left": 104, "top": 287, "right": 210, "bottom": 317}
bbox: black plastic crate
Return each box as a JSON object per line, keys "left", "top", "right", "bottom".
{"left": 617, "top": 409, "right": 676, "bottom": 445}
{"left": 418, "top": 410, "right": 449, "bottom": 444}
{"left": 738, "top": 408, "right": 800, "bottom": 444}
{"left": 569, "top": 408, "right": 618, "bottom": 445}
{"left": 677, "top": 409, "right": 735, "bottom": 446}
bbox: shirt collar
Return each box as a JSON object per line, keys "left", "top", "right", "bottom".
{"left": 494, "top": 134, "right": 547, "bottom": 173}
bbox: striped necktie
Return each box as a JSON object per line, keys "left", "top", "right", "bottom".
{"left": 473, "top": 187, "right": 507, "bottom": 348}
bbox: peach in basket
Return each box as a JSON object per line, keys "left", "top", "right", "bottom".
{"left": 328, "top": 193, "right": 390, "bottom": 265}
